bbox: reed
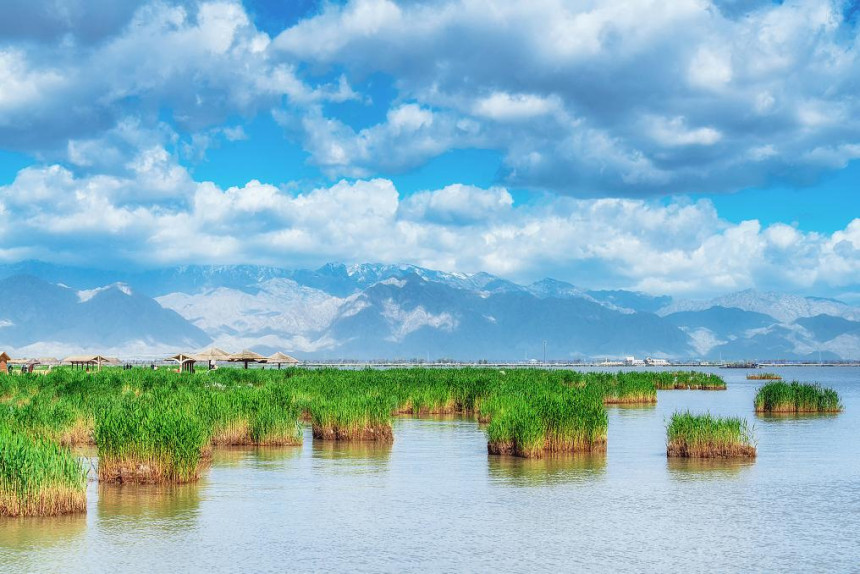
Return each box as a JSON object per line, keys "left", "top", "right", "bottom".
{"left": 95, "top": 393, "right": 210, "bottom": 484}
{"left": 754, "top": 382, "right": 842, "bottom": 413}
{"left": 654, "top": 371, "right": 726, "bottom": 390}
{"left": 666, "top": 412, "right": 755, "bottom": 458}
{"left": 311, "top": 394, "right": 394, "bottom": 442}
{"left": 486, "top": 385, "right": 607, "bottom": 458}
{"left": 0, "top": 423, "right": 87, "bottom": 516}
{"left": 598, "top": 372, "right": 657, "bottom": 404}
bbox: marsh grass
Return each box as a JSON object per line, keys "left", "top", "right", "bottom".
{"left": 0, "top": 424, "right": 87, "bottom": 516}
{"left": 311, "top": 396, "right": 395, "bottom": 442}
{"left": 654, "top": 371, "right": 726, "bottom": 390}
{"left": 666, "top": 412, "right": 755, "bottom": 458}
{"left": 754, "top": 382, "right": 842, "bottom": 413}
{"left": 95, "top": 394, "right": 210, "bottom": 484}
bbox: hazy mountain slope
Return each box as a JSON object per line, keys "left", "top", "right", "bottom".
{"left": 322, "top": 274, "right": 692, "bottom": 360}
{"left": 659, "top": 289, "right": 860, "bottom": 322}
{"left": 794, "top": 314, "right": 860, "bottom": 341}
{"left": 2, "top": 261, "right": 859, "bottom": 359}
{"left": 664, "top": 307, "right": 779, "bottom": 338}
{"left": 156, "top": 278, "right": 343, "bottom": 352}
{"left": 0, "top": 275, "right": 210, "bottom": 354}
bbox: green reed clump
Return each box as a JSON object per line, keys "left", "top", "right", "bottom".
{"left": 0, "top": 422, "right": 87, "bottom": 516}
{"left": 597, "top": 372, "right": 657, "bottom": 404}
{"left": 754, "top": 382, "right": 842, "bottom": 413}
{"left": 95, "top": 392, "right": 210, "bottom": 484}
{"left": 485, "top": 383, "right": 608, "bottom": 458}
{"left": 666, "top": 411, "right": 755, "bottom": 458}
{"left": 311, "top": 395, "right": 395, "bottom": 442}
{"left": 654, "top": 371, "right": 726, "bottom": 390}
{"left": 248, "top": 387, "right": 303, "bottom": 445}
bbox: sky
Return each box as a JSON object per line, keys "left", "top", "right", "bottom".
{"left": 0, "top": 0, "right": 858, "bottom": 300}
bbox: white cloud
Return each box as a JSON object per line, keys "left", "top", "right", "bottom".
{"left": 648, "top": 116, "right": 723, "bottom": 147}
{"left": 1, "top": 158, "right": 859, "bottom": 298}
{"left": 0, "top": 1, "right": 357, "bottom": 159}
{"left": 270, "top": 0, "right": 860, "bottom": 194}
{"left": 472, "top": 93, "right": 561, "bottom": 121}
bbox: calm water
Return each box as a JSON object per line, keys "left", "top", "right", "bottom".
{"left": 2, "top": 367, "right": 859, "bottom": 572}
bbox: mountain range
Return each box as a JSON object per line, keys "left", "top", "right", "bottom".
{"left": 1, "top": 260, "right": 858, "bottom": 360}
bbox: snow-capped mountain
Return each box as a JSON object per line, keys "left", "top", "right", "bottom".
{"left": 1, "top": 261, "right": 858, "bottom": 360}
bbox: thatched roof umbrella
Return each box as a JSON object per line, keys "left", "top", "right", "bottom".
{"left": 62, "top": 355, "right": 109, "bottom": 371}
{"left": 168, "top": 353, "right": 197, "bottom": 373}
{"left": 194, "top": 347, "right": 230, "bottom": 370}
{"left": 266, "top": 352, "right": 299, "bottom": 370}
{"left": 228, "top": 349, "right": 266, "bottom": 370}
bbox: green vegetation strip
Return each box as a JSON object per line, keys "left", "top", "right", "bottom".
{"left": 666, "top": 412, "right": 756, "bottom": 458}
{"left": 754, "top": 382, "right": 842, "bottom": 414}
{"left": 653, "top": 371, "right": 726, "bottom": 390}
{"left": 0, "top": 366, "right": 730, "bottom": 495}
{"left": 0, "top": 423, "right": 87, "bottom": 516}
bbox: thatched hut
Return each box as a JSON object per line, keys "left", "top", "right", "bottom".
{"left": 194, "top": 347, "right": 231, "bottom": 370}
{"left": 62, "top": 355, "right": 109, "bottom": 371}
{"left": 168, "top": 353, "right": 197, "bottom": 373}
{"left": 266, "top": 352, "right": 299, "bottom": 369}
{"left": 0, "top": 352, "right": 10, "bottom": 374}
{"left": 228, "top": 349, "right": 266, "bottom": 369}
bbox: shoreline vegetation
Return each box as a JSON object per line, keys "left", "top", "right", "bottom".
{"left": 0, "top": 367, "right": 733, "bottom": 515}
{"left": 652, "top": 371, "right": 726, "bottom": 390}
{"left": 754, "top": 382, "right": 842, "bottom": 414}
{"left": 666, "top": 412, "right": 756, "bottom": 458}
{"left": 0, "top": 425, "right": 87, "bottom": 517}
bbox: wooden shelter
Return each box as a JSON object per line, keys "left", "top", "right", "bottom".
{"left": 194, "top": 347, "right": 231, "bottom": 370}
{"left": 228, "top": 349, "right": 266, "bottom": 370}
{"left": 168, "top": 353, "right": 197, "bottom": 373}
{"left": 62, "top": 355, "right": 109, "bottom": 371}
{"left": 0, "top": 352, "right": 10, "bottom": 375}
{"left": 266, "top": 352, "right": 299, "bottom": 369}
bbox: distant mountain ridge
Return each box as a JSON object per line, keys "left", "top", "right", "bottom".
{"left": 0, "top": 261, "right": 858, "bottom": 360}
{"left": 0, "top": 274, "right": 210, "bottom": 357}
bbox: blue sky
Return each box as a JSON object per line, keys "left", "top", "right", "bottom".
{"left": 0, "top": 0, "right": 858, "bottom": 300}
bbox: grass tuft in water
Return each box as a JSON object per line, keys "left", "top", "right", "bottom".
{"left": 754, "top": 382, "right": 842, "bottom": 413}
{"left": 666, "top": 411, "right": 756, "bottom": 458}
{"left": 0, "top": 423, "right": 87, "bottom": 516}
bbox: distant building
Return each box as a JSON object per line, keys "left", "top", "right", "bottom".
{"left": 646, "top": 357, "right": 669, "bottom": 366}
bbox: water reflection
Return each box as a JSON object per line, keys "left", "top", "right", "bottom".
{"left": 609, "top": 403, "right": 658, "bottom": 414}
{"left": 488, "top": 453, "right": 607, "bottom": 487}
{"left": 0, "top": 512, "right": 86, "bottom": 550}
{"left": 211, "top": 445, "right": 302, "bottom": 469}
{"left": 666, "top": 457, "right": 755, "bottom": 482}
{"left": 311, "top": 439, "right": 392, "bottom": 474}
{"left": 756, "top": 412, "right": 841, "bottom": 423}
{"left": 97, "top": 483, "right": 200, "bottom": 527}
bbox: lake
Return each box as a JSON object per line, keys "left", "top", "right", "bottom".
{"left": 1, "top": 367, "right": 858, "bottom": 572}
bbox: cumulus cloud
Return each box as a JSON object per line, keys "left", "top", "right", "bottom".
{"left": 272, "top": 0, "right": 860, "bottom": 194}
{"left": 1, "top": 158, "right": 858, "bottom": 297}
{"left": 0, "top": 0, "right": 355, "bottom": 159}
{"left": 3, "top": 0, "right": 860, "bottom": 197}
